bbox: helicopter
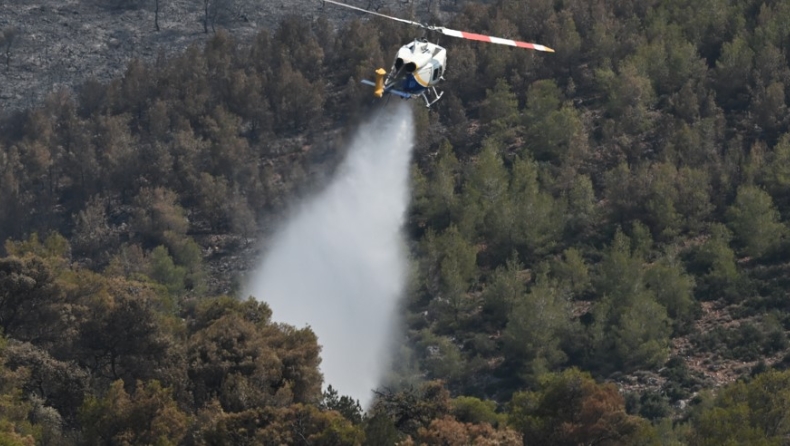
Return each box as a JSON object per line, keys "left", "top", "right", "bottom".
{"left": 322, "top": 0, "right": 554, "bottom": 107}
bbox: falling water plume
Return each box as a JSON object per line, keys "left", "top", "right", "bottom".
{"left": 245, "top": 102, "right": 414, "bottom": 407}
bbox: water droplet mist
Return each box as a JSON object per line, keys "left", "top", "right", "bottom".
{"left": 245, "top": 103, "right": 414, "bottom": 406}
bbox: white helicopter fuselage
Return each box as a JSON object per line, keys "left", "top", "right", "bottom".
{"left": 364, "top": 39, "right": 447, "bottom": 106}
{"left": 390, "top": 39, "right": 447, "bottom": 90}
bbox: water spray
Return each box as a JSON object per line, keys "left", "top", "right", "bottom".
{"left": 245, "top": 103, "right": 414, "bottom": 407}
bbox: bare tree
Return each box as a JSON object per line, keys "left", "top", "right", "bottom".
{"left": 155, "top": 0, "right": 161, "bottom": 31}
{"left": 104, "top": 0, "right": 147, "bottom": 10}
{"left": 0, "top": 27, "right": 18, "bottom": 71}
{"left": 202, "top": 0, "right": 243, "bottom": 33}
{"left": 203, "top": 0, "right": 211, "bottom": 33}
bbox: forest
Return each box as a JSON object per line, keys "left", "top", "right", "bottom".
{"left": 3, "top": 0, "right": 790, "bottom": 443}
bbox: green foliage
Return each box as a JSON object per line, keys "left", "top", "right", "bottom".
{"left": 762, "top": 133, "right": 790, "bottom": 215}
{"left": 504, "top": 156, "right": 563, "bottom": 260}
{"left": 480, "top": 253, "right": 525, "bottom": 328}
{"left": 594, "top": 228, "right": 645, "bottom": 304}
{"left": 459, "top": 140, "right": 509, "bottom": 239}
{"left": 644, "top": 255, "right": 696, "bottom": 331}
{"left": 162, "top": 234, "right": 207, "bottom": 293}
{"left": 415, "top": 330, "right": 465, "bottom": 384}
{"left": 599, "top": 61, "right": 657, "bottom": 137}
{"left": 186, "top": 303, "right": 322, "bottom": 410}
{"left": 320, "top": 385, "right": 363, "bottom": 425}
{"left": 564, "top": 174, "right": 598, "bottom": 238}
{"left": 552, "top": 248, "right": 591, "bottom": 298}
{"left": 413, "top": 415, "right": 522, "bottom": 445}
{"left": 71, "top": 195, "right": 117, "bottom": 263}
{"left": 0, "top": 337, "right": 40, "bottom": 446}
{"left": 451, "top": 396, "right": 502, "bottom": 426}
{"left": 0, "top": 254, "right": 63, "bottom": 342}
{"left": 480, "top": 79, "right": 519, "bottom": 137}
{"left": 692, "top": 316, "right": 788, "bottom": 361}
{"left": 131, "top": 187, "right": 189, "bottom": 248}
{"left": 591, "top": 229, "right": 671, "bottom": 372}
{"left": 611, "top": 296, "right": 671, "bottom": 370}
{"left": 626, "top": 390, "right": 672, "bottom": 422}
{"left": 641, "top": 16, "right": 707, "bottom": 96}
{"left": 192, "top": 402, "right": 365, "bottom": 445}
{"left": 187, "top": 295, "right": 272, "bottom": 332}
{"left": 603, "top": 162, "right": 713, "bottom": 240}
{"left": 508, "top": 368, "right": 653, "bottom": 446}
{"left": 411, "top": 141, "right": 460, "bottom": 231}
{"left": 642, "top": 163, "right": 684, "bottom": 240}
{"left": 362, "top": 412, "right": 400, "bottom": 446}
{"left": 5, "top": 232, "right": 70, "bottom": 267}
{"left": 503, "top": 272, "right": 571, "bottom": 381}
{"left": 104, "top": 243, "right": 148, "bottom": 279}
{"left": 75, "top": 277, "right": 174, "bottom": 383}
{"left": 523, "top": 79, "right": 583, "bottom": 162}
{"left": 676, "top": 167, "right": 714, "bottom": 233}
{"left": 147, "top": 246, "right": 186, "bottom": 294}
{"left": 714, "top": 35, "right": 754, "bottom": 109}
{"left": 689, "top": 369, "right": 790, "bottom": 446}
{"left": 419, "top": 226, "right": 477, "bottom": 332}
{"left": 8, "top": 0, "right": 790, "bottom": 439}
{"left": 726, "top": 184, "right": 785, "bottom": 258}
{"left": 368, "top": 380, "right": 451, "bottom": 439}
{"left": 691, "top": 223, "right": 742, "bottom": 301}
{"left": 80, "top": 380, "right": 189, "bottom": 446}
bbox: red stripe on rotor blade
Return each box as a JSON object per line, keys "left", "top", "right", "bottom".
{"left": 455, "top": 29, "right": 553, "bottom": 52}
{"left": 515, "top": 41, "right": 537, "bottom": 50}
{"left": 459, "top": 31, "right": 493, "bottom": 43}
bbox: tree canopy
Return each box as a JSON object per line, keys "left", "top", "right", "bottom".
{"left": 3, "top": 0, "right": 790, "bottom": 442}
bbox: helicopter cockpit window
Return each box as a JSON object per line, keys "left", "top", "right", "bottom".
{"left": 432, "top": 67, "right": 440, "bottom": 81}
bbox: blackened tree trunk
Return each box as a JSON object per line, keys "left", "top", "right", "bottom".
{"left": 155, "top": 0, "right": 160, "bottom": 31}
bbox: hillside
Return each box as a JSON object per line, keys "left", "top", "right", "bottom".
{"left": 2, "top": 0, "right": 790, "bottom": 444}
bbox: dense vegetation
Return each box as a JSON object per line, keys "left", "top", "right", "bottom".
{"left": 3, "top": 0, "right": 790, "bottom": 443}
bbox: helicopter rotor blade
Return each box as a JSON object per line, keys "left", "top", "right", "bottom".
{"left": 436, "top": 27, "right": 555, "bottom": 52}
{"left": 321, "top": 0, "right": 554, "bottom": 53}
{"left": 322, "top": 0, "right": 426, "bottom": 29}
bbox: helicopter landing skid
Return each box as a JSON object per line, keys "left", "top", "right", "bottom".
{"left": 421, "top": 87, "right": 444, "bottom": 108}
